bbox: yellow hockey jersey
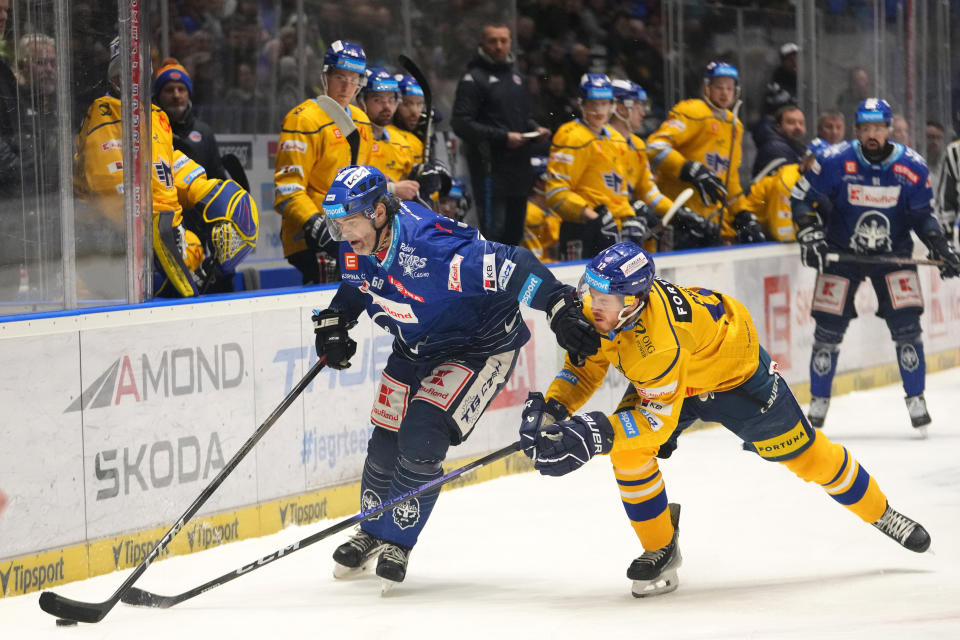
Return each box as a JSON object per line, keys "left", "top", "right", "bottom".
{"left": 389, "top": 125, "right": 423, "bottom": 166}
{"left": 74, "top": 95, "right": 181, "bottom": 229}
{"left": 624, "top": 133, "right": 673, "bottom": 217}
{"left": 646, "top": 98, "right": 746, "bottom": 238}
{"left": 547, "top": 279, "right": 759, "bottom": 455}
{"left": 741, "top": 163, "right": 800, "bottom": 242}
{"left": 274, "top": 99, "right": 374, "bottom": 256}
{"left": 368, "top": 125, "right": 418, "bottom": 182}
{"left": 545, "top": 119, "right": 634, "bottom": 224}
{"left": 521, "top": 200, "right": 562, "bottom": 261}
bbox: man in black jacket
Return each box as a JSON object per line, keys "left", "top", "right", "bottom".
{"left": 153, "top": 58, "right": 225, "bottom": 179}
{"left": 452, "top": 23, "right": 549, "bottom": 245}
{"left": 0, "top": 0, "right": 24, "bottom": 300}
{"left": 752, "top": 104, "right": 807, "bottom": 178}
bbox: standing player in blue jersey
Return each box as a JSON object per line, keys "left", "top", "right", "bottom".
{"left": 791, "top": 98, "right": 960, "bottom": 432}
{"left": 312, "top": 165, "right": 600, "bottom": 591}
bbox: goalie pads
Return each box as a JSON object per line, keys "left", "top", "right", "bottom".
{"left": 196, "top": 179, "right": 259, "bottom": 273}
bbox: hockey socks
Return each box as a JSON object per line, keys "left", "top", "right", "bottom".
{"left": 895, "top": 340, "right": 925, "bottom": 397}
{"left": 611, "top": 452, "right": 674, "bottom": 551}
{"left": 809, "top": 341, "right": 839, "bottom": 399}
{"left": 363, "top": 456, "right": 443, "bottom": 548}
{"left": 781, "top": 431, "right": 886, "bottom": 523}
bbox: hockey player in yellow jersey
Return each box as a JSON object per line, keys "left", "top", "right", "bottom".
{"left": 608, "top": 78, "right": 704, "bottom": 251}
{"left": 274, "top": 40, "right": 374, "bottom": 284}
{"left": 647, "top": 62, "right": 753, "bottom": 249}
{"left": 519, "top": 242, "right": 932, "bottom": 598}
{"left": 358, "top": 68, "right": 420, "bottom": 197}
{"left": 392, "top": 74, "right": 426, "bottom": 165}
{"left": 545, "top": 73, "right": 639, "bottom": 258}
{"left": 737, "top": 139, "right": 830, "bottom": 243}
{"left": 521, "top": 156, "right": 562, "bottom": 261}
{"left": 74, "top": 37, "right": 200, "bottom": 298}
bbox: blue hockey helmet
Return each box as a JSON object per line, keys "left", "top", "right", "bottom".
{"left": 579, "top": 242, "right": 656, "bottom": 331}
{"left": 322, "top": 40, "right": 367, "bottom": 76}
{"left": 396, "top": 74, "right": 424, "bottom": 97}
{"left": 322, "top": 165, "right": 388, "bottom": 241}
{"left": 611, "top": 78, "right": 641, "bottom": 103}
{"left": 531, "top": 155, "right": 549, "bottom": 181}
{"left": 361, "top": 67, "right": 399, "bottom": 97}
{"left": 704, "top": 61, "right": 739, "bottom": 84}
{"left": 855, "top": 98, "right": 893, "bottom": 125}
{"left": 578, "top": 73, "right": 614, "bottom": 101}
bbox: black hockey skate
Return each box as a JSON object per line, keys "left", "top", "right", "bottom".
{"left": 807, "top": 396, "right": 830, "bottom": 429}
{"left": 872, "top": 503, "right": 931, "bottom": 553}
{"left": 628, "top": 502, "right": 682, "bottom": 598}
{"left": 332, "top": 529, "right": 385, "bottom": 579}
{"left": 376, "top": 543, "right": 412, "bottom": 595}
{"left": 905, "top": 394, "right": 931, "bottom": 435}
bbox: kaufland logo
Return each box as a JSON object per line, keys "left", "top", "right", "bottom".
{"left": 64, "top": 343, "right": 245, "bottom": 413}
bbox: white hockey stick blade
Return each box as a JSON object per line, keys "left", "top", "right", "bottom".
{"left": 315, "top": 95, "right": 360, "bottom": 164}
{"left": 751, "top": 157, "right": 787, "bottom": 184}
{"left": 661, "top": 188, "right": 694, "bottom": 227}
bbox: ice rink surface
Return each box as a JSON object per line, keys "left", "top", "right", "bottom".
{"left": 4, "top": 368, "right": 960, "bottom": 638}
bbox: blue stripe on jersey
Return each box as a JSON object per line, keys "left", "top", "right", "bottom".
{"left": 831, "top": 465, "right": 871, "bottom": 506}
{"left": 824, "top": 448, "right": 849, "bottom": 488}
{"left": 622, "top": 491, "right": 668, "bottom": 522}
{"left": 617, "top": 471, "right": 661, "bottom": 487}
{"left": 556, "top": 369, "right": 579, "bottom": 385}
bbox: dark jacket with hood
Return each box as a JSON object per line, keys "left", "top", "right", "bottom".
{"left": 164, "top": 104, "right": 226, "bottom": 180}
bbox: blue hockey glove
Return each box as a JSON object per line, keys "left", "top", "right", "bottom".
{"left": 796, "top": 222, "right": 829, "bottom": 272}
{"left": 533, "top": 412, "right": 615, "bottom": 477}
{"left": 920, "top": 230, "right": 960, "bottom": 279}
{"left": 312, "top": 309, "right": 358, "bottom": 369}
{"left": 733, "top": 210, "right": 766, "bottom": 244}
{"left": 680, "top": 161, "right": 727, "bottom": 206}
{"left": 519, "top": 392, "right": 570, "bottom": 459}
{"left": 547, "top": 290, "right": 601, "bottom": 367}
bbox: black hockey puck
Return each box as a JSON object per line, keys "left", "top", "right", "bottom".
{"left": 55, "top": 618, "right": 78, "bottom": 626}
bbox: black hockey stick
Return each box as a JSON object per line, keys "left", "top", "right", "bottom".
{"left": 316, "top": 95, "right": 360, "bottom": 164}
{"left": 221, "top": 153, "right": 250, "bottom": 192}
{"left": 38, "top": 357, "right": 328, "bottom": 624}
{"left": 825, "top": 252, "right": 944, "bottom": 267}
{"left": 122, "top": 440, "right": 524, "bottom": 609}
{"left": 398, "top": 54, "right": 433, "bottom": 164}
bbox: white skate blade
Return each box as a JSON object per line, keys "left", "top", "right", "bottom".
{"left": 379, "top": 577, "right": 400, "bottom": 596}
{"left": 913, "top": 425, "right": 929, "bottom": 439}
{"left": 631, "top": 569, "right": 679, "bottom": 598}
{"left": 333, "top": 557, "right": 377, "bottom": 580}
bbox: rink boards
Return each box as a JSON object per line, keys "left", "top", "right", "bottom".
{"left": 2, "top": 243, "right": 959, "bottom": 598}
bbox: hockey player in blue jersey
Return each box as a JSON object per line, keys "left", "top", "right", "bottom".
{"left": 313, "top": 165, "right": 600, "bottom": 591}
{"left": 791, "top": 98, "right": 960, "bottom": 432}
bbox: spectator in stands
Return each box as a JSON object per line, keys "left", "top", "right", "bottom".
{"left": 835, "top": 67, "right": 870, "bottom": 125}
{"left": 0, "top": 0, "right": 24, "bottom": 300}
{"left": 452, "top": 22, "right": 549, "bottom": 245}
{"left": 532, "top": 71, "right": 576, "bottom": 132}
{"left": 816, "top": 109, "right": 846, "bottom": 145}
{"left": 926, "top": 120, "right": 945, "bottom": 184}
{"left": 153, "top": 58, "right": 226, "bottom": 179}
{"left": 770, "top": 42, "right": 799, "bottom": 103}
{"left": 222, "top": 61, "right": 263, "bottom": 133}
{"left": 891, "top": 113, "right": 910, "bottom": 146}
{"left": 753, "top": 104, "right": 807, "bottom": 178}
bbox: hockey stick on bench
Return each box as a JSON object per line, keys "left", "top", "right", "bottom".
{"left": 38, "top": 357, "right": 328, "bottom": 624}
{"left": 122, "top": 440, "right": 525, "bottom": 609}
{"left": 315, "top": 95, "right": 360, "bottom": 165}
{"left": 639, "top": 188, "right": 695, "bottom": 244}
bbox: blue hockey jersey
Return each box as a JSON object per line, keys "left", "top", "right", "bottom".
{"left": 792, "top": 140, "right": 940, "bottom": 254}
{"left": 328, "top": 201, "right": 570, "bottom": 360}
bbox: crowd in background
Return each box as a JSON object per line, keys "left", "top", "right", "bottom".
{"left": 1, "top": 0, "right": 960, "bottom": 307}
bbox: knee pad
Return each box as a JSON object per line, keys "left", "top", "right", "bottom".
{"left": 367, "top": 427, "right": 399, "bottom": 469}
{"left": 889, "top": 318, "right": 922, "bottom": 344}
{"left": 398, "top": 401, "right": 453, "bottom": 463}
{"left": 398, "top": 455, "right": 442, "bottom": 475}
{"left": 813, "top": 323, "right": 846, "bottom": 345}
